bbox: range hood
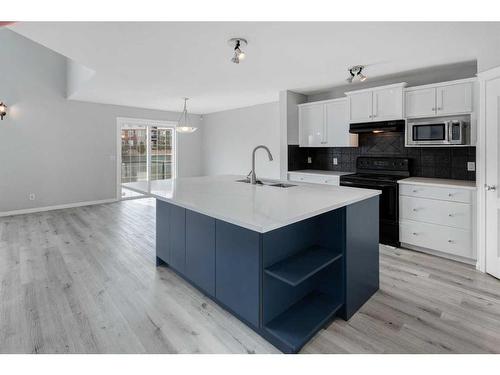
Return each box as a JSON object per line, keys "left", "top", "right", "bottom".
{"left": 349, "top": 119, "right": 405, "bottom": 134}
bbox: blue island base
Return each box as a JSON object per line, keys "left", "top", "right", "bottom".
{"left": 155, "top": 197, "right": 379, "bottom": 353}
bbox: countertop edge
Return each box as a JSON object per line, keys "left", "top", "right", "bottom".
{"left": 397, "top": 177, "right": 477, "bottom": 190}
{"left": 151, "top": 190, "right": 381, "bottom": 233}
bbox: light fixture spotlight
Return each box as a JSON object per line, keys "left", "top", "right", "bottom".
{"left": 346, "top": 65, "right": 367, "bottom": 83}
{"left": 0, "top": 102, "right": 6, "bottom": 120}
{"left": 228, "top": 38, "right": 247, "bottom": 64}
{"left": 176, "top": 98, "right": 198, "bottom": 133}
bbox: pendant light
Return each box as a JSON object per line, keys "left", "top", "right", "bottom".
{"left": 176, "top": 98, "right": 197, "bottom": 133}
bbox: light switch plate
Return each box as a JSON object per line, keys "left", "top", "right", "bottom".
{"left": 333, "top": 158, "right": 338, "bottom": 165}
{"left": 467, "top": 162, "right": 476, "bottom": 171}
{"left": 307, "top": 156, "right": 312, "bottom": 164}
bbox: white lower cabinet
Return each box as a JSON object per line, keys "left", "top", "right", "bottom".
{"left": 288, "top": 172, "right": 342, "bottom": 186}
{"left": 398, "top": 179, "right": 476, "bottom": 263}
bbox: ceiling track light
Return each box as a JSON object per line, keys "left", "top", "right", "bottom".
{"left": 176, "top": 98, "right": 197, "bottom": 134}
{"left": 0, "top": 101, "right": 6, "bottom": 120}
{"left": 228, "top": 38, "right": 247, "bottom": 64}
{"left": 347, "top": 65, "right": 367, "bottom": 83}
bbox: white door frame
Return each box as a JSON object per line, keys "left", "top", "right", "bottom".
{"left": 116, "top": 117, "right": 178, "bottom": 200}
{"left": 476, "top": 66, "right": 500, "bottom": 273}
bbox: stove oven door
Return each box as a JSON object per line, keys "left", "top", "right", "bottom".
{"left": 340, "top": 179, "right": 399, "bottom": 246}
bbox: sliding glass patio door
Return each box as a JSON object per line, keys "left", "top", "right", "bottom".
{"left": 117, "top": 119, "right": 176, "bottom": 199}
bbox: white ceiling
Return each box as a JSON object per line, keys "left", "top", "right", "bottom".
{"left": 9, "top": 22, "right": 500, "bottom": 114}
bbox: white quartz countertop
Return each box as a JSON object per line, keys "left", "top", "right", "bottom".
{"left": 288, "top": 170, "right": 354, "bottom": 177}
{"left": 150, "top": 175, "right": 381, "bottom": 233}
{"left": 398, "top": 177, "right": 477, "bottom": 190}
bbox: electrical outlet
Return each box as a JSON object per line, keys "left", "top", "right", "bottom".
{"left": 467, "top": 162, "right": 476, "bottom": 171}
{"left": 333, "top": 158, "right": 338, "bottom": 166}
{"left": 29, "top": 193, "right": 36, "bottom": 201}
{"left": 307, "top": 156, "right": 312, "bottom": 164}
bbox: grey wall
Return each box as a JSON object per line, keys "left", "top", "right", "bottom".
{"left": 0, "top": 29, "right": 203, "bottom": 213}
{"left": 202, "top": 102, "right": 281, "bottom": 179}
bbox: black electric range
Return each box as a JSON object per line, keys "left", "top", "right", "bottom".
{"left": 340, "top": 157, "right": 410, "bottom": 247}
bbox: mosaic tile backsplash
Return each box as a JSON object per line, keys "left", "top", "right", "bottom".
{"left": 288, "top": 132, "right": 476, "bottom": 181}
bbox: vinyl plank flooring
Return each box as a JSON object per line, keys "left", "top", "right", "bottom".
{"left": 0, "top": 198, "right": 499, "bottom": 354}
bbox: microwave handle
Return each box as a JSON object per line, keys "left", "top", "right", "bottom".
{"left": 446, "top": 121, "right": 453, "bottom": 142}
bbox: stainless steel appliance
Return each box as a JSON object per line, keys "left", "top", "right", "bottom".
{"left": 340, "top": 157, "right": 410, "bottom": 247}
{"left": 406, "top": 115, "right": 470, "bottom": 146}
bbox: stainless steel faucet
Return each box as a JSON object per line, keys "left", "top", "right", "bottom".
{"left": 250, "top": 145, "right": 273, "bottom": 184}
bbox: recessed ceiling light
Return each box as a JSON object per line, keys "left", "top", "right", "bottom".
{"left": 228, "top": 38, "right": 248, "bottom": 64}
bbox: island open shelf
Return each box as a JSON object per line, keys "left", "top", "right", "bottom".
{"left": 265, "top": 246, "right": 343, "bottom": 287}
{"left": 265, "top": 291, "right": 343, "bottom": 353}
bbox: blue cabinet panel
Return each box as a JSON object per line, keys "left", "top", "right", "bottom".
{"left": 343, "top": 196, "right": 379, "bottom": 319}
{"left": 156, "top": 200, "right": 171, "bottom": 265}
{"left": 186, "top": 211, "right": 216, "bottom": 296}
{"left": 170, "top": 204, "right": 186, "bottom": 275}
{"left": 215, "top": 220, "right": 260, "bottom": 328}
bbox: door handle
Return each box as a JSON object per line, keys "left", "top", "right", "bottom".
{"left": 485, "top": 184, "right": 497, "bottom": 191}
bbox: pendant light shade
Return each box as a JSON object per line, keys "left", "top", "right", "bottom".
{"left": 176, "top": 98, "right": 197, "bottom": 133}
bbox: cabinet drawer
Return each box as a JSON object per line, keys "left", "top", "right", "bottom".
{"left": 400, "top": 220, "right": 473, "bottom": 259}
{"left": 399, "top": 184, "right": 472, "bottom": 204}
{"left": 400, "top": 196, "right": 472, "bottom": 230}
{"left": 288, "top": 173, "right": 340, "bottom": 186}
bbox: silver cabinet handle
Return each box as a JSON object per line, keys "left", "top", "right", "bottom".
{"left": 485, "top": 184, "right": 497, "bottom": 191}
{"left": 431, "top": 107, "right": 436, "bottom": 111}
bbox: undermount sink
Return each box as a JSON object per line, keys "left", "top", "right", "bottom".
{"left": 235, "top": 179, "right": 296, "bottom": 188}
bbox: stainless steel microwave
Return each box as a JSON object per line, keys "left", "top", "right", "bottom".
{"left": 406, "top": 116, "right": 470, "bottom": 146}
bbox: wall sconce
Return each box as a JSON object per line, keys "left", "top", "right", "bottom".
{"left": 0, "top": 102, "right": 6, "bottom": 120}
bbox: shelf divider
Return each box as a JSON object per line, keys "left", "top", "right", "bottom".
{"left": 264, "top": 245, "right": 342, "bottom": 287}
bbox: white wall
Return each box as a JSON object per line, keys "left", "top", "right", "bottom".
{"left": 0, "top": 29, "right": 203, "bottom": 213}
{"left": 202, "top": 102, "right": 281, "bottom": 179}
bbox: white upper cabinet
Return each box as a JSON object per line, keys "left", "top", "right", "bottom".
{"left": 325, "top": 99, "right": 358, "bottom": 147}
{"left": 345, "top": 83, "right": 406, "bottom": 124}
{"left": 405, "top": 87, "right": 436, "bottom": 118}
{"left": 405, "top": 79, "right": 474, "bottom": 118}
{"left": 347, "top": 91, "right": 373, "bottom": 123}
{"left": 298, "top": 98, "right": 358, "bottom": 147}
{"left": 436, "top": 82, "right": 473, "bottom": 116}
{"left": 299, "top": 103, "right": 325, "bottom": 147}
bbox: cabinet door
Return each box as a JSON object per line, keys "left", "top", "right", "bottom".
{"left": 405, "top": 88, "right": 436, "bottom": 118}
{"left": 325, "top": 99, "right": 358, "bottom": 147}
{"left": 436, "top": 82, "right": 472, "bottom": 116}
{"left": 156, "top": 200, "right": 171, "bottom": 264}
{"left": 299, "top": 104, "right": 325, "bottom": 147}
{"left": 373, "top": 86, "right": 404, "bottom": 121}
{"left": 186, "top": 211, "right": 215, "bottom": 296}
{"left": 169, "top": 204, "right": 186, "bottom": 274}
{"left": 348, "top": 91, "right": 373, "bottom": 123}
{"left": 215, "top": 220, "right": 260, "bottom": 328}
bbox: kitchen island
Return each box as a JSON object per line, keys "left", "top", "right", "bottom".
{"left": 152, "top": 175, "right": 380, "bottom": 353}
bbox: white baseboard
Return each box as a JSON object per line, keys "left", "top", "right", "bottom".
{"left": 0, "top": 198, "right": 118, "bottom": 218}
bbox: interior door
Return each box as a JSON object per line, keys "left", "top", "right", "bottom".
{"left": 437, "top": 82, "right": 473, "bottom": 116}
{"left": 299, "top": 104, "right": 325, "bottom": 146}
{"left": 485, "top": 77, "right": 500, "bottom": 279}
